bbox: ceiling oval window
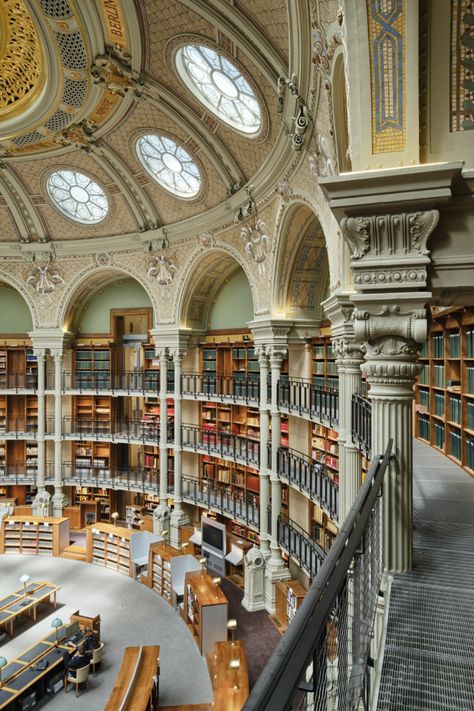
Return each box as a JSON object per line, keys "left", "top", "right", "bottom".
{"left": 137, "top": 134, "right": 201, "bottom": 198}
{"left": 175, "top": 44, "right": 261, "bottom": 135}
{"left": 46, "top": 170, "right": 108, "bottom": 224}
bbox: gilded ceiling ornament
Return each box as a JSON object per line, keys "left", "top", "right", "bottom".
{"left": 0, "top": 0, "right": 44, "bottom": 118}
{"left": 147, "top": 237, "right": 178, "bottom": 287}
{"left": 26, "top": 256, "right": 64, "bottom": 296}
{"left": 91, "top": 52, "right": 145, "bottom": 98}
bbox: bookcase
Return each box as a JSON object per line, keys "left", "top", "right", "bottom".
{"left": 312, "top": 335, "right": 338, "bottom": 390}
{"left": 141, "top": 397, "right": 174, "bottom": 439}
{"left": 73, "top": 484, "right": 115, "bottom": 522}
{"left": 0, "top": 347, "right": 37, "bottom": 388}
{"left": 228, "top": 520, "right": 259, "bottom": 545}
{"left": 86, "top": 522, "right": 135, "bottom": 576}
{"left": 414, "top": 307, "right": 474, "bottom": 475}
{"left": 74, "top": 395, "right": 113, "bottom": 434}
{"left": 310, "top": 502, "right": 338, "bottom": 550}
{"left": 199, "top": 341, "right": 274, "bottom": 396}
{"left": 74, "top": 441, "right": 112, "bottom": 477}
{"left": 145, "top": 541, "right": 184, "bottom": 604}
{"left": 183, "top": 570, "right": 228, "bottom": 656}
{"left": 0, "top": 516, "right": 69, "bottom": 556}
{"left": 201, "top": 402, "right": 260, "bottom": 458}
{"left": 143, "top": 346, "right": 174, "bottom": 390}
{"left": 74, "top": 346, "right": 112, "bottom": 388}
{"left": 275, "top": 580, "right": 306, "bottom": 631}
{"left": 311, "top": 423, "right": 339, "bottom": 482}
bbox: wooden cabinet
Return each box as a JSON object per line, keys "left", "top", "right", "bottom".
{"left": 144, "top": 541, "right": 183, "bottom": 604}
{"left": 275, "top": 580, "right": 306, "bottom": 632}
{"left": 0, "top": 516, "right": 69, "bottom": 556}
{"left": 183, "top": 571, "right": 228, "bottom": 657}
{"left": 208, "top": 640, "right": 249, "bottom": 711}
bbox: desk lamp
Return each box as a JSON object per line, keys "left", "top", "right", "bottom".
{"left": 199, "top": 556, "right": 207, "bottom": 578}
{"left": 51, "top": 618, "right": 63, "bottom": 646}
{"left": 180, "top": 542, "right": 189, "bottom": 553}
{"left": 41, "top": 502, "right": 48, "bottom": 518}
{"left": 20, "top": 573, "right": 30, "bottom": 597}
{"left": 160, "top": 529, "right": 169, "bottom": 543}
{"left": 111, "top": 512, "right": 119, "bottom": 528}
{"left": 0, "top": 657, "right": 7, "bottom": 687}
{"left": 227, "top": 618, "right": 237, "bottom": 646}
{"left": 229, "top": 658, "right": 240, "bottom": 690}
{"left": 212, "top": 576, "right": 221, "bottom": 599}
{"left": 136, "top": 519, "right": 145, "bottom": 528}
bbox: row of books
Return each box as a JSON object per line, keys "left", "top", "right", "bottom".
{"left": 434, "top": 421, "right": 445, "bottom": 449}
{"left": 433, "top": 334, "right": 444, "bottom": 358}
{"left": 434, "top": 393, "right": 445, "bottom": 417}
{"left": 450, "top": 396, "right": 461, "bottom": 424}
{"left": 418, "top": 414, "right": 430, "bottom": 441}
{"left": 450, "top": 430, "right": 462, "bottom": 460}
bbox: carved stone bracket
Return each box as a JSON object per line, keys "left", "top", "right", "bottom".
{"left": 341, "top": 210, "right": 439, "bottom": 292}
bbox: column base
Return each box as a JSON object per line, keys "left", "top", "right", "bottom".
{"left": 264, "top": 550, "right": 291, "bottom": 614}
{"left": 52, "top": 491, "right": 69, "bottom": 518}
{"left": 32, "top": 491, "right": 52, "bottom": 517}
{"left": 242, "top": 545, "right": 267, "bottom": 612}
{"left": 152, "top": 503, "right": 171, "bottom": 536}
{"left": 169, "top": 508, "right": 189, "bottom": 549}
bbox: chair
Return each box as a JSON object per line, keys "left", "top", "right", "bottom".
{"left": 91, "top": 642, "right": 104, "bottom": 676}
{"left": 64, "top": 663, "right": 90, "bottom": 697}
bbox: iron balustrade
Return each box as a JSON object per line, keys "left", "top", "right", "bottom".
{"left": 56, "top": 462, "right": 174, "bottom": 493}
{"left": 352, "top": 394, "right": 372, "bottom": 459}
{"left": 181, "top": 372, "right": 260, "bottom": 404}
{"left": 0, "top": 418, "right": 38, "bottom": 437}
{"left": 243, "top": 440, "right": 392, "bottom": 711}
{"left": 278, "top": 513, "right": 327, "bottom": 580}
{"left": 1, "top": 373, "right": 38, "bottom": 391}
{"left": 277, "top": 447, "right": 339, "bottom": 522}
{"left": 50, "top": 417, "right": 174, "bottom": 444}
{"left": 278, "top": 378, "right": 339, "bottom": 428}
{"left": 181, "top": 474, "right": 259, "bottom": 528}
{"left": 181, "top": 424, "right": 260, "bottom": 466}
{"left": 47, "top": 370, "right": 174, "bottom": 394}
{"left": 0, "top": 464, "right": 38, "bottom": 486}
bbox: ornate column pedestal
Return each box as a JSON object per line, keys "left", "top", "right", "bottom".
{"left": 242, "top": 546, "right": 266, "bottom": 612}
{"left": 170, "top": 350, "right": 189, "bottom": 548}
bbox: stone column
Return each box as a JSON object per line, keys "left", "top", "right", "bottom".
{"left": 52, "top": 351, "right": 68, "bottom": 516}
{"left": 32, "top": 351, "right": 50, "bottom": 515}
{"left": 323, "top": 294, "right": 364, "bottom": 523}
{"left": 170, "top": 349, "right": 189, "bottom": 548}
{"left": 153, "top": 347, "right": 170, "bottom": 535}
{"left": 339, "top": 209, "right": 439, "bottom": 572}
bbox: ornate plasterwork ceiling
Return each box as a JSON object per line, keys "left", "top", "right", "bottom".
{"left": 0, "top": 0, "right": 314, "bottom": 253}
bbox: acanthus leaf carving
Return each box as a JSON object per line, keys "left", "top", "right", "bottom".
{"left": 408, "top": 211, "right": 439, "bottom": 255}
{"left": 341, "top": 216, "right": 370, "bottom": 259}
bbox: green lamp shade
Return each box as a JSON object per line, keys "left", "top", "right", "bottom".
{"left": 20, "top": 574, "right": 30, "bottom": 584}
{"left": 0, "top": 657, "right": 7, "bottom": 669}
{"left": 51, "top": 618, "right": 63, "bottom": 629}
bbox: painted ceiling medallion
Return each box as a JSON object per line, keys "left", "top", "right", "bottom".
{"left": 0, "top": 0, "right": 45, "bottom": 119}
{"left": 176, "top": 45, "right": 261, "bottom": 134}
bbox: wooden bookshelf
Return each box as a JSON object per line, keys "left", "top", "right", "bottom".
{"left": 415, "top": 307, "right": 474, "bottom": 476}
{"left": 86, "top": 521, "right": 135, "bottom": 576}
{"left": 143, "top": 541, "right": 184, "bottom": 604}
{"left": 311, "top": 423, "right": 339, "bottom": 482}
{"left": 0, "top": 515, "right": 69, "bottom": 556}
{"left": 73, "top": 484, "right": 116, "bottom": 522}
{"left": 74, "top": 345, "right": 112, "bottom": 388}
{"left": 312, "top": 335, "right": 338, "bottom": 390}
{"left": 275, "top": 580, "right": 306, "bottom": 631}
{"left": 310, "top": 502, "right": 338, "bottom": 550}
{"left": 183, "top": 570, "right": 229, "bottom": 656}
{"left": 143, "top": 346, "right": 174, "bottom": 390}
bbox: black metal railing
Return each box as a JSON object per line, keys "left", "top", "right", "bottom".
{"left": 278, "top": 378, "right": 339, "bottom": 428}
{"left": 277, "top": 447, "right": 339, "bottom": 521}
{"left": 243, "top": 440, "right": 392, "bottom": 711}
{"left": 181, "top": 424, "right": 260, "bottom": 466}
{"left": 278, "top": 513, "right": 327, "bottom": 580}
{"left": 181, "top": 372, "right": 260, "bottom": 404}
{"left": 352, "top": 394, "right": 372, "bottom": 459}
{"left": 59, "top": 462, "right": 174, "bottom": 492}
{"left": 52, "top": 417, "right": 174, "bottom": 444}
{"left": 181, "top": 475, "right": 259, "bottom": 528}
{"left": 0, "top": 464, "right": 38, "bottom": 486}
{"left": 47, "top": 370, "right": 174, "bottom": 394}
{"left": 0, "top": 373, "right": 38, "bottom": 391}
{"left": 0, "top": 418, "right": 38, "bottom": 436}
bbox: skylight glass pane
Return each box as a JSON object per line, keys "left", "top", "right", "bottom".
{"left": 137, "top": 134, "right": 202, "bottom": 199}
{"left": 46, "top": 170, "right": 108, "bottom": 224}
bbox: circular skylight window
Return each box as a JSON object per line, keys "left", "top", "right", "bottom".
{"left": 46, "top": 170, "right": 108, "bottom": 224}
{"left": 176, "top": 45, "right": 261, "bottom": 134}
{"left": 137, "top": 135, "right": 201, "bottom": 198}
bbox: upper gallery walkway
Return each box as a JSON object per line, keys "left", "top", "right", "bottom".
{"left": 376, "top": 439, "right": 474, "bottom": 710}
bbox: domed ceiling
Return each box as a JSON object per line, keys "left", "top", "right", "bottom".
{"left": 0, "top": 0, "right": 309, "bottom": 252}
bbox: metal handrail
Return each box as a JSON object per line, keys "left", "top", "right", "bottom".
{"left": 278, "top": 378, "right": 339, "bottom": 428}
{"left": 181, "top": 424, "right": 260, "bottom": 466}
{"left": 181, "top": 371, "right": 260, "bottom": 404}
{"left": 352, "top": 393, "right": 372, "bottom": 459}
{"left": 278, "top": 512, "right": 327, "bottom": 579}
{"left": 181, "top": 474, "right": 259, "bottom": 528}
{"left": 48, "top": 370, "right": 174, "bottom": 394}
{"left": 277, "top": 446, "right": 339, "bottom": 521}
{"left": 243, "top": 440, "right": 392, "bottom": 711}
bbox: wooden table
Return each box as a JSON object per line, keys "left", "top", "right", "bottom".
{"left": 208, "top": 640, "right": 249, "bottom": 711}
{"left": 105, "top": 645, "right": 160, "bottom": 711}
{"left": 0, "top": 581, "right": 60, "bottom": 637}
{"left": 0, "top": 618, "right": 91, "bottom": 709}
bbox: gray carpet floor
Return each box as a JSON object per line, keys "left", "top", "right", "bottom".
{"left": 377, "top": 439, "right": 474, "bottom": 710}
{"left": 0, "top": 555, "right": 213, "bottom": 709}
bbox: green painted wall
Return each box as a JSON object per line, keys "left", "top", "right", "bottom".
{"left": 79, "top": 280, "right": 152, "bottom": 333}
{"left": 0, "top": 286, "right": 33, "bottom": 333}
{"left": 209, "top": 270, "right": 253, "bottom": 329}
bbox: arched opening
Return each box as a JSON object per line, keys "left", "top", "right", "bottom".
{"left": 179, "top": 250, "right": 255, "bottom": 330}
{"left": 0, "top": 283, "right": 33, "bottom": 335}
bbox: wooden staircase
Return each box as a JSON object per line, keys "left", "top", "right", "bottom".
{"left": 60, "top": 544, "right": 87, "bottom": 562}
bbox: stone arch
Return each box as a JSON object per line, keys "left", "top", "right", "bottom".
{"left": 272, "top": 200, "right": 330, "bottom": 319}
{"left": 57, "top": 264, "right": 160, "bottom": 332}
{"left": 0, "top": 268, "right": 39, "bottom": 330}
{"left": 175, "top": 244, "right": 257, "bottom": 329}
{"left": 332, "top": 50, "right": 351, "bottom": 173}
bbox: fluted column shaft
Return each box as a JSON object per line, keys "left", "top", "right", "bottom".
{"left": 269, "top": 351, "right": 283, "bottom": 567}
{"left": 159, "top": 349, "right": 168, "bottom": 502}
{"left": 54, "top": 353, "right": 62, "bottom": 493}
{"left": 172, "top": 352, "right": 183, "bottom": 512}
{"left": 36, "top": 352, "right": 46, "bottom": 492}
{"left": 257, "top": 348, "right": 270, "bottom": 557}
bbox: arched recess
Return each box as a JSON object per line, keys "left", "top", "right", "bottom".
{"left": 0, "top": 283, "right": 34, "bottom": 334}
{"left": 0, "top": 272, "right": 38, "bottom": 331}
{"left": 177, "top": 249, "right": 256, "bottom": 330}
{"left": 272, "top": 201, "right": 330, "bottom": 320}
{"left": 58, "top": 267, "right": 159, "bottom": 334}
{"left": 332, "top": 51, "right": 351, "bottom": 173}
